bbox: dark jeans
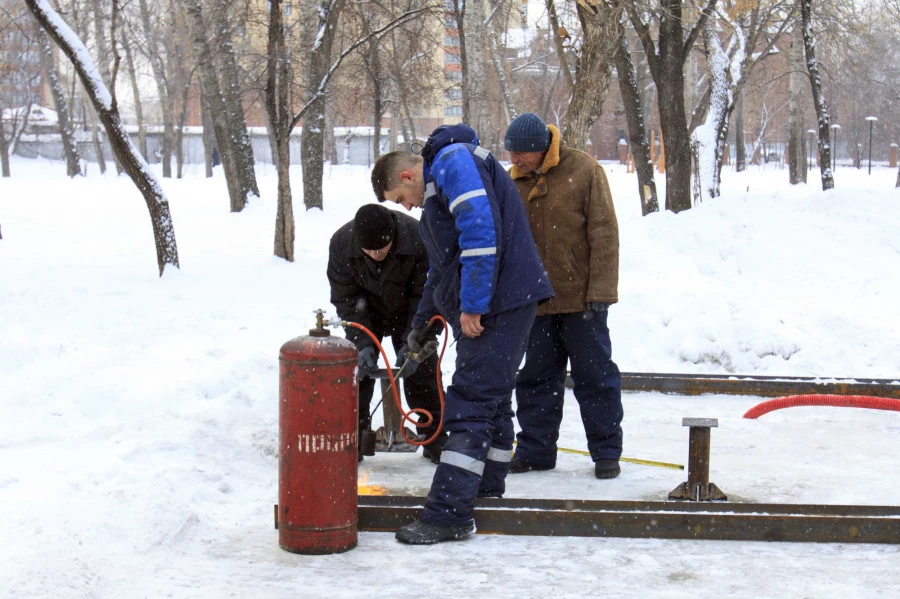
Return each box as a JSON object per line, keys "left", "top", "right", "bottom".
{"left": 420, "top": 303, "right": 536, "bottom": 527}
{"left": 514, "top": 309, "right": 623, "bottom": 466}
{"left": 356, "top": 313, "right": 442, "bottom": 439}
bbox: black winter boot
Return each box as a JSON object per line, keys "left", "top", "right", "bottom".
{"left": 594, "top": 459, "right": 620, "bottom": 479}
{"left": 395, "top": 519, "right": 476, "bottom": 544}
{"left": 508, "top": 453, "right": 555, "bottom": 474}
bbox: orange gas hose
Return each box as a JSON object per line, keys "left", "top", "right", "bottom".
{"left": 743, "top": 394, "right": 900, "bottom": 419}
{"left": 344, "top": 315, "right": 448, "bottom": 446}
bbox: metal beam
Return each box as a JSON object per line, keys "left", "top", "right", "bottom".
{"left": 358, "top": 496, "right": 900, "bottom": 544}
{"left": 616, "top": 372, "right": 900, "bottom": 398}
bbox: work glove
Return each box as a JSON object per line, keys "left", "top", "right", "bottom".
{"left": 357, "top": 346, "right": 378, "bottom": 378}
{"left": 406, "top": 322, "right": 442, "bottom": 353}
{"left": 394, "top": 344, "right": 419, "bottom": 377}
{"left": 584, "top": 302, "right": 609, "bottom": 321}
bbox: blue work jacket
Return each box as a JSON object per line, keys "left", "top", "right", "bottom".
{"left": 412, "top": 124, "right": 554, "bottom": 331}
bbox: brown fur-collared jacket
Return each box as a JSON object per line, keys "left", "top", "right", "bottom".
{"left": 509, "top": 125, "right": 619, "bottom": 315}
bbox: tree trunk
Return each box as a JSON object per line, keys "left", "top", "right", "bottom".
{"left": 210, "top": 0, "right": 259, "bottom": 201}
{"left": 91, "top": 0, "right": 123, "bottom": 176}
{"left": 0, "top": 132, "right": 9, "bottom": 177}
{"left": 486, "top": 11, "right": 516, "bottom": 125}
{"left": 26, "top": 0, "right": 179, "bottom": 276}
{"left": 299, "top": 0, "right": 345, "bottom": 211}
{"left": 464, "top": 0, "right": 491, "bottom": 143}
{"left": 563, "top": 2, "right": 617, "bottom": 152}
{"left": 267, "top": 0, "right": 295, "bottom": 261}
{"left": 123, "top": 38, "right": 148, "bottom": 160}
{"left": 174, "top": 69, "right": 192, "bottom": 179}
{"left": 800, "top": 0, "right": 833, "bottom": 190}
{"left": 138, "top": 0, "right": 173, "bottom": 177}
{"left": 615, "top": 29, "right": 658, "bottom": 215}
{"left": 87, "top": 100, "right": 107, "bottom": 174}
{"left": 735, "top": 89, "right": 746, "bottom": 172}
{"left": 545, "top": 0, "right": 574, "bottom": 91}
{"left": 788, "top": 23, "right": 807, "bottom": 185}
{"left": 656, "top": 6, "right": 693, "bottom": 213}
{"left": 200, "top": 94, "right": 215, "bottom": 178}
{"left": 694, "top": 18, "right": 734, "bottom": 201}
{"left": 183, "top": 0, "right": 255, "bottom": 212}
{"left": 37, "top": 27, "right": 82, "bottom": 177}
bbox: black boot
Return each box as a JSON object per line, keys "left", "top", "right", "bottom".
{"left": 395, "top": 519, "right": 476, "bottom": 544}
{"left": 508, "top": 453, "right": 555, "bottom": 474}
{"left": 594, "top": 459, "right": 620, "bottom": 479}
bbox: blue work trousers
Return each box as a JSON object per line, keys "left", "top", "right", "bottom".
{"left": 419, "top": 303, "right": 536, "bottom": 527}
{"left": 514, "top": 310, "right": 623, "bottom": 467}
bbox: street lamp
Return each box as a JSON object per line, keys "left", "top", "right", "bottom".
{"left": 830, "top": 124, "right": 840, "bottom": 171}
{"left": 807, "top": 129, "right": 816, "bottom": 167}
{"left": 865, "top": 116, "right": 878, "bottom": 175}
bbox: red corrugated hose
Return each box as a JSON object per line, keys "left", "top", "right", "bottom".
{"left": 743, "top": 394, "right": 900, "bottom": 419}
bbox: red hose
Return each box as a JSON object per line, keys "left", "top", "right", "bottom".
{"left": 743, "top": 394, "right": 900, "bottom": 419}
{"left": 345, "top": 315, "right": 448, "bottom": 446}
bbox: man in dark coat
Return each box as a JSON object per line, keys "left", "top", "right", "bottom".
{"left": 371, "top": 124, "right": 554, "bottom": 544}
{"left": 327, "top": 204, "right": 445, "bottom": 463}
{"left": 505, "top": 112, "right": 623, "bottom": 480}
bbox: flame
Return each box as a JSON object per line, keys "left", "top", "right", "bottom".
{"left": 357, "top": 471, "right": 388, "bottom": 496}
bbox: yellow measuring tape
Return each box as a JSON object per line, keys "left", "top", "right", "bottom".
{"left": 557, "top": 446, "right": 684, "bottom": 470}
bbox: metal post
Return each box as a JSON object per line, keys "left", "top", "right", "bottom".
{"left": 669, "top": 418, "right": 727, "bottom": 501}
{"left": 866, "top": 116, "right": 878, "bottom": 175}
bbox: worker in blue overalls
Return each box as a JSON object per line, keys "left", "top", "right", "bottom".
{"left": 370, "top": 123, "right": 554, "bottom": 544}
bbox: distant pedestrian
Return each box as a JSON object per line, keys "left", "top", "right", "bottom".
{"left": 504, "top": 112, "right": 624, "bottom": 480}
{"left": 211, "top": 147, "right": 221, "bottom": 167}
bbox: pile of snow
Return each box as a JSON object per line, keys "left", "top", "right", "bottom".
{"left": 1, "top": 156, "right": 898, "bottom": 597}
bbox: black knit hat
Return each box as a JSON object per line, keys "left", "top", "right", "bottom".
{"left": 354, "top": 204, "right": 395, "bottom": 250}
{"left": 504, "top": 112, "right": 550, "bottom": 152}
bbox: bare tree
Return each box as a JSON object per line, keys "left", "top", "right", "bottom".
{"left": 267, "top": 0, "right": 430, "bottom": 259}
{"left": 626, "top": 0, "right": 718, "bottom": 212}
{"left": 138, "top": 0, "right": 175, "bottom": 177}
{"left": 691, "top": 0, "right": 793, "bottom": 201}
{"left": 182, "top": 0, "right": 259, "bottom": 212}
{"left": 561, "top": 0, "right": 620, "bottom": 151}
{"left": 25, "top": 0, "right": 179, "bottom": 275}
{"left": 37, "top": 27, "right": 82, "bottom": 177}
{"left": 615, "top": 27, "right": 658, "bottom": 215}
{"left": 787, "top": 21, "right": 807, "bottom": 184}
{"left": 800, "top": 0, "right": 833, "bottom": 190}
{"left": 0, "top": 4, "right": 41, "bottom": 177}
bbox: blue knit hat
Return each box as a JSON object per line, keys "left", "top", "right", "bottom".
{"left": 504, "top": 112, "right": 550, "bottom": 152}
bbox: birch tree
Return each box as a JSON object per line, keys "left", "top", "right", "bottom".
{"left": 800, "top": 0, "right": 833, "bottom": 190}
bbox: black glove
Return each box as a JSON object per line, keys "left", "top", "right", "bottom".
{"left": 394, "top": 344, "right": 419, "bottom": 376}
{"left": 357, "top": 346, "right": 378, "bottom": 378}
{"left": 587, "top": 302, "right": 609, "bottom": 312}
{"left": 407, "top": 323, "right": 440, "bottom": 353}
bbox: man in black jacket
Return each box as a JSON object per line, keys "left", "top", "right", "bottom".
{"left": 327, "top": 204, "right": 445, "bottom": 463}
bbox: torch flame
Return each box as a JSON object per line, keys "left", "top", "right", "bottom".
{"left": 357, "top": 471, "right": 388, "bottom": 496}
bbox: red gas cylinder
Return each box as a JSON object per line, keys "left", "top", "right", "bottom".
{"left": 278, "top": 325, "right": 358, "bottom": 554}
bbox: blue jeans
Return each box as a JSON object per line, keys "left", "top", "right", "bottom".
{"left": 514, "top": 310, "right": 623, "bottom": 467}
{"left": 419, "top": 303, "right": 536, "bottom": 527}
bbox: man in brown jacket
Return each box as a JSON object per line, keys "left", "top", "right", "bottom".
{"left": 504, "top": 112, "right": 624, "bottom": 479}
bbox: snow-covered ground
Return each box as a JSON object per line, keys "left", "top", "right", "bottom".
{"left": 2, "top": 155, "right": 899, "bottom": 598}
